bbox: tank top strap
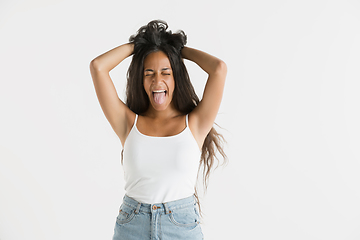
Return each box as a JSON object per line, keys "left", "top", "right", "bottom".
{"left": 133, "top": 114, "right": 138, "bottom": 128}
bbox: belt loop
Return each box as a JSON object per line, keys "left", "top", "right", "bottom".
{"left": 163, "top": 202, "right": 170, "bottom": 214}
{"left": 135, "top": 202, "right": 141, "bottom": 214}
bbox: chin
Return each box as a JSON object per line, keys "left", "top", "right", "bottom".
{"left": 150, "top": 101, "right": 171, "bottom": 111}
{"left": 152, "top": 105, "right": 168, "bottom": 111}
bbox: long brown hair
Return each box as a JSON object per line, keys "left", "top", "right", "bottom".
{"left": 122, "top": 20, "right": 227, "bottom": 216}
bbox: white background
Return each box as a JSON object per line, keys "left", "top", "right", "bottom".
{"left": 1, "top": 0, "right": 360, "bottom": 239}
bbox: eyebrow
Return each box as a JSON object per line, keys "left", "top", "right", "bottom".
{"left": 144, "top": 68, "right": 171, "bottom": 72}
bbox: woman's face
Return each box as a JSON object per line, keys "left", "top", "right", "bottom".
{"left": 143, "top": 51, "right": 175, "bottom": 112}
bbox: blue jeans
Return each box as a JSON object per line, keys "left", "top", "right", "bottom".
{"left": 112, "top": 194, "right": 204, "bottom": 240}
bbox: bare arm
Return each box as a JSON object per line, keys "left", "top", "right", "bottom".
{"left": 89, "top": 43, "right": 135, "bottom": 146}
{"left": 181, "top": 46, "right": 227, "bottom": 145}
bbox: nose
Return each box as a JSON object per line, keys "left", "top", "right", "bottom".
{"left": 153, "top": 72, "right": 162, "bottom": 84}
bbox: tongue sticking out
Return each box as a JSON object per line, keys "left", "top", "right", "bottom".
{"left": 153, "top": 92, "right": 166, "bottom": 105}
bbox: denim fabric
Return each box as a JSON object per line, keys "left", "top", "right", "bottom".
{"left": 112, "top": 194, "right": 204, "bottom": 240}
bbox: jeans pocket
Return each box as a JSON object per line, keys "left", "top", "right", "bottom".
{"left": 168, "top": 205, "right": 200, "bottom": 228}
{"left": 116, "top": 203, "right": 136, "bottom": 225}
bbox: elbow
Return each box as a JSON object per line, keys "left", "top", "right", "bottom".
{"left": 90, "top": 58, "right": 108, "bottom": 72}
{"left": 90, "top": 58, "right": 101, "bottom": 72}
{"left": 214, "top": 60, "right": 227, "bottom": 76}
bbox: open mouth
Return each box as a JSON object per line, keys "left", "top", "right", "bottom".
{"left": 152, "top": 90, "right": 167, "bottom": 105}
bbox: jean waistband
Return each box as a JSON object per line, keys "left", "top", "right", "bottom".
{"left": 122, "top": 194, "right": 197, "bottom": 214}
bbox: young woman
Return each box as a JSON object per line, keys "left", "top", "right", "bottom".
{"left": 90, "top": 20, "right": 227, "bottom": 240}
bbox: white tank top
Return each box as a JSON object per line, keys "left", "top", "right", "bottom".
{"left": 122, "top": 114, "right": 201, "bottom": 204}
